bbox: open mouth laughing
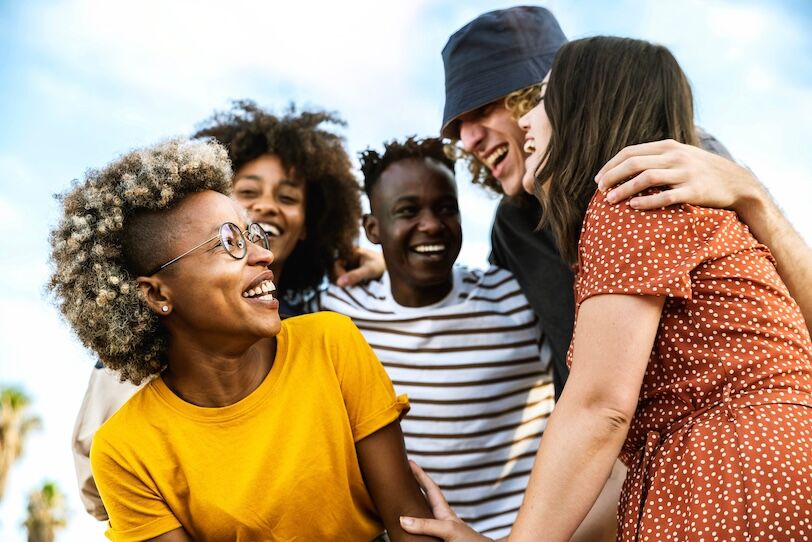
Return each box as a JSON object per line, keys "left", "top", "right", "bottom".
{"left": 242, "top": 279, "right": 276, "bottom": 300}
{"left": 410, "top": 242, "right": 449, "bottom": 261}
{"left": 257, "top": 222, "right": 282, "bottom": 237}
{"left": 482, "top": 144, "right": 509, "bottom": 170}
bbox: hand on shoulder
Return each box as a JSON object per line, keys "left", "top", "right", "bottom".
{"left": 594, "top": 139, "right": 765, "bottom": 213}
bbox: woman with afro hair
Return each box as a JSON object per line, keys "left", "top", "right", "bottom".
{"left": 71, "top": 101, "right": 370, "bottom": 522}
{"left": 52, "top": 138, "right": 435, "bottom": 541}
{"left": 194, "top": 99, "right": 362, "bottom": 315}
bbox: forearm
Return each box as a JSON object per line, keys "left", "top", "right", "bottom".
{"left": 508, "top": 396, "right": 629, "bottom": 542}
{"left": 357, "top": 422, "right": 439, "bottom": 542}
{"left": 570, "top": 461, "right": 624, "bottom": 542}
{"left": 736, "top": 185, "right": 812, "bottom": 331}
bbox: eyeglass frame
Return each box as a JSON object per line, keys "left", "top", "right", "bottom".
{"left": 147, "top": 222, "right": 270, "bottom": 275}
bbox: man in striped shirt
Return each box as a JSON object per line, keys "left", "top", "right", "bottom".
{"left": 319, "top": 137, "right": 554, "bottom": 538}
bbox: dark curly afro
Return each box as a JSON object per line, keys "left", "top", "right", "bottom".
{"left": 194, "top": 100, "right": 361, "bottom": 294}
{"left": 359, "top": 136, "right": 456, "bottom": 199}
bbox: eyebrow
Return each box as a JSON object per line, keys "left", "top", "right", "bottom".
{"left": 232, "top": 175, "right": 303, "bottom": 188}
{"left": 388, "top": 195, "right": 419, "bottom": 210}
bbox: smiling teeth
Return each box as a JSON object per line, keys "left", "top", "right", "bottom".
{"left": 483, "top": 145, "right": 508, "bottom": 168}
{"left": 413, "top": 244, "right": 446, "bottom": 254}
{"left": 523, "top": 140, "right": 536, "bottom": 154}
{"left": 242, "top": 279, "right": 277, "bottom": 298}
{"left": 259, "top": 223, "right": 281, "bottom": 236}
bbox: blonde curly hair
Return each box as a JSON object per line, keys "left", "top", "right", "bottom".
{"left": 451, "top": 83, "right": 544, "bottom": 194}
{"left": 48, "top": 139, "right": 232, "bottom": 384}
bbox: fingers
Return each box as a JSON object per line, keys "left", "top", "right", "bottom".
{"left": 603, "top": 169, "right": 681, "bottom": 204}
{"left": 596, "top": 139, "right": 680, "bottom": 181}
{"left": 409, "top": 461, "right": 457, "bottom": 520}
{"left": 598, "top": 155, "right": 674, "bottom": 195}
{"left": 333, "top": 259, "right": 349, "bottom": 279}
{"left": 336, "top": 268, "right": 368, "bottom": 288}
{"left": 399, "top": 516, "right": 460, "bottom": 540}
{"left": 400, "top": 516, "right": 492, "bottom": 541}
{"left": 627, "top": 187, "right": 691, "bottom": 210}
{"left": 335, "top": 248, "right": 385, "bottom": 287}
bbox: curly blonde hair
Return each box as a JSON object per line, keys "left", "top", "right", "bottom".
{"left": 452, "top": 83, "right": 544, "bottom": 194}
{"left": 48, "top": 139, "right": 232, "bottom": 384}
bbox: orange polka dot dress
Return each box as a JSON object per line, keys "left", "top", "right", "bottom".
{"left": 570, "top": 191, "right": 812, "bottom": 541}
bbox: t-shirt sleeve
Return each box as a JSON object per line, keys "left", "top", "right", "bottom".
{"left": 577, "top": 191, "right": 711, "bottom": 303}
{"left": 91, "top": 433, "right": 181, "bottom": 542}
{"left": 325, "top": 313, "right": 409, "bottom": 442}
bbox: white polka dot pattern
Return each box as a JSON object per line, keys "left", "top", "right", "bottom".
{"left": 569, "top": 191, "right": 812, "bottom": 541}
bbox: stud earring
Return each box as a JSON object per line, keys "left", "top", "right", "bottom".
{"left": 161, "top": 305, "right": 169, "bottom": 313}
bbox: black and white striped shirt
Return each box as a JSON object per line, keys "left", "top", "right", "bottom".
{"left": 320, "top": 265, "right": 554, "bottom": 537}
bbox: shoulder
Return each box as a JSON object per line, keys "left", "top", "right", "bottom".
{"left": 457, "top": 264, "right": 528, "bottom": 307}
{"left": 320, "top": 277, "right": 393, "bottom": 315}
{"left": 282, "top": 311, "right": 359, "bottom": 341}
{"left": 583, "top": 188, "right": 738, "bottom": 243}
{"left": 283, "top": 310, "right": 353, "bottom": 326}
{"left": 458, "top": 264, "right": 518, "bottom": 286}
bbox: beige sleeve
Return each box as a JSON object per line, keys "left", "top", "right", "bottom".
{"left": 72, "top": 367, "right": 143, "bottom": 521}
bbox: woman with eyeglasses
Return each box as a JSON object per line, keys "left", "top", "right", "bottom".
{"left": 50, "top": 139, "right": 437, "bottom": 541}
{"left": 400, "top": 36, "right": 812, "bottom": 542}
{"left": 71, "top": 101, "right": 376, "bottom": 522}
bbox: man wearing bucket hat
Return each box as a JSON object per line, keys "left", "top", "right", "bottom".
{"left": 439, "top": 5, "right": 812, "bottom": 398}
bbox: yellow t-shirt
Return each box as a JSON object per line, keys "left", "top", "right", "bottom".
{"left": 91, "top": 312, "right": 409, "bottom": 542}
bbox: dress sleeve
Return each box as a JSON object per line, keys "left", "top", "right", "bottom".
{"left": 91, "top": 433, "right": 181, "bottom": 542}
{"left": 325, "top": 313, "right": 409, "bottom": 442}
{"left": 577, "top": 190, "right": 713, "bottom": 303}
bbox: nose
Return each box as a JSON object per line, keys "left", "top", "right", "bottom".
{"left": 250, "top": 194, "right": 279, "bottom": 218}
{"left": 418, "top": 211, "right": 443, "bottom": 235}
{"left": 459, "top": 120, "right": 486, "bottom": 153}
{"left": 247, "top": 241, "right": 274, "bottom": 268}
{"left": 518, "top": 110, "right": 531, "bottom": 132}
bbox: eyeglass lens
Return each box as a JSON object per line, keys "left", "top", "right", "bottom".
{"left": 219, "top": 223, "right": 270, "bottom": 260}
{"left": 247, "top": 223, "right": 270, "bottom": 250}
{"left": 220, "top": 223, "right": 247, "bottom": 259}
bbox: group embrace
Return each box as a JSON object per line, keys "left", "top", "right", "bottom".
{"left": 51, "top": 6, "right": 811, "bottom": 542}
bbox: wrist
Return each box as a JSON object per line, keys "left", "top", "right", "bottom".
{"left": 731, "top": 174, "right": 771, "bottom": 224}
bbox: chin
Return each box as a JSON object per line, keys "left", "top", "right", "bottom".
{"left": 411, "top": 270, "right": 455, "bottom": 287}
{"left": 259, "top": 320, "right": 283, "bottom": 338}
{"left": 498, "top": 175, "right": 524, "bottom": 197}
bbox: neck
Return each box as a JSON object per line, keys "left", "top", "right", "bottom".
{"left": 162, "top": 330, "right": 277, "bottom": 408}
{"left": 389, "top": 274, "right": 454, "bottom": 308}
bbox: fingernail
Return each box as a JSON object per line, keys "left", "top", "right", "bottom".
{"left": 337, "top": 278, "right": 347, "bottom": 287}
{"left": 400, "top": 516, "right": 414, "bottom": 526}
{"left": 606, "top": 190, "right": 617, "bottom": 203}
{"left": 594, "top": 173, "right": 602, "bottom": 182}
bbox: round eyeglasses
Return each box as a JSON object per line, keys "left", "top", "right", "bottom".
{"left": 149, "top": 222, "right": 270, "bottom": 275}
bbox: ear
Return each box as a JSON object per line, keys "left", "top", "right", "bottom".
{"left": 136, "top": 275, "right": 174, "bottom": 316}
{"left": 362, "top": 213, "right": 381, "bottom": 245}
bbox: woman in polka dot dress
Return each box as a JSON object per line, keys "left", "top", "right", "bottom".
{"left": 400, "top": 36, "right": 812, "bottom": 542}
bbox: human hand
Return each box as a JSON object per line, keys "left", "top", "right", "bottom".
{"left": 399, "top": 462, "right": 494, "bottom": 542}
{"left": 595, "top": 139, "right": 764, "bottom": 213}
{"left": 334, "top": 247, "right": 385, "bottom": 287}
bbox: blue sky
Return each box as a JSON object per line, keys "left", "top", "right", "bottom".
{"left": 1, "top": 0, "right": 810, "bottom": 539}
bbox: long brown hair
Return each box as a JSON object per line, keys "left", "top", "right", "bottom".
{"left": 534, "top": 36, "right": 698, "bottom": 263}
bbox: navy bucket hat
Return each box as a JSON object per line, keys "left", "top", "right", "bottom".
{"left": 441, "top": 6, "right": 567, "bottom": 138}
